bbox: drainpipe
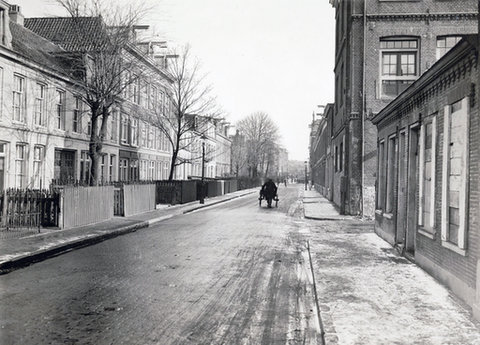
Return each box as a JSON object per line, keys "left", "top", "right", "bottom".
{"left": 362, "top": 0, "right": 367, "bottom": 217}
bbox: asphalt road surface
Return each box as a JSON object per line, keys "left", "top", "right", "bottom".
{"left": 0, "top": 184, "right": 322, "bottom": 345}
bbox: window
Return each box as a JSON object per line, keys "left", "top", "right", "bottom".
{"left": 109, "top": 155, "right": 115, "bottom": 181}
{"left": 141, "top": 123, "right": 147, "bottom": 147}
{"left": 119, "top": 158, "right": 128, "bottom": 181}
{"left": 34, "top": 83, "right": 46, "bottom": 126}
{"left": 441, "top": 98, "right": 469, "bottom": 250}
{"left": 33, "top": 145, "right": 44, "bottom": 189}
{"left": 148, "top": 126, "right": 154, "bottom": 149}
{"left": 380, "top": 38, "right": 418, "bottom": 98}
{"left": 149, "top": 85, "right": 158, "bottom": 110}
{"left": 100, "top": 154, "right": 106, "bottom": 182}
{"left": 13, "top": 74, "right": 25, "bottom": 122}
{"left": 80, "top": 151, "right": 90, "bottom": 184}
{"left": 385, "top": 135, "right": 397, "bottom": 213}
{"left": 436, "top": 36, "right": 462, "bottom": 60}
{"left": 133, "top": 75, "right": 140, "bottom": 104}
{"left": 130, "top": 159, "right": 138, "bottom": 181}
{"left": 377, "top": 140, "right": 385, "bottom": 210}
{"left": 419, "top": 117, "right": 436, "bottom": 229}
{"left": 149, "top": 161, "right": 155, "bottom": 180}
{"left": 334, "top": 146, "right": 339, "bottom": 172}
{"left": 0, "top": 142, "right": 5, "bottom": 191}
{"left": 339, "top": 141, "right": 343, "bottom": 172}
{"left": 56, "top": 89, "right": 66, "bottom": 130}
{"left": 140, "top": 160, "right": 147, "bottom": 180}
{"left": 15, "top": 144, "right": 27, "bottom": 188}
{"left": 121, "top": 114, "right": 129, "bottom": 144}
{"left": 131, "top": 119, "right": 138, "bottom": 146}
{"left": 110, "top": 109, "right": 118, "bottom": 141}
{"left": 86, "top": 118, "right": 92, "bottom": 136}
{"left": 73, "top": 96, "right": 82, "bottom": 133}
{"left": 163, "top": 161, "right": 169, "bottom": 179}
{"left": 159, "top": 91, "right": 165, "bottom": 114}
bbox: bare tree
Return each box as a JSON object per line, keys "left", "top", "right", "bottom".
{"left": 152, "top": 45, "right": 221, "bottom": 180}
{"left": 236, "top": 112, "right": 280, "bottom": 178}
{"left": 52, "top": 0, "right": 153, "bottom": 185}
{"left": 230, "top": 129, "right": 247, "bottom": 178}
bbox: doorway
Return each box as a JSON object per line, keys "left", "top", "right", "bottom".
{"left": 396, "top": 131, "right": 407, "bottom": 248}
{"left": 405, "top": 126, "right": 420, "bottom": 256}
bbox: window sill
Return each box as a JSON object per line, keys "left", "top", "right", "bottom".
{"left": 383, "top": 212, "right": 393, "bottom": 220}
{"left": 418, "top": 228, "right": 436, "bottom": 240}
{"left": 441, "top": 241, "right": 467, "bottom": 256}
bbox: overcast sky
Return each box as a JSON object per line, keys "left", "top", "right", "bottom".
{"left": 14, "top": 0, "right": 335, "bottom": 161}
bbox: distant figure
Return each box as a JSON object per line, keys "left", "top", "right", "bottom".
{"left": 284, "top": 179, "right": 287, "bottom": 187}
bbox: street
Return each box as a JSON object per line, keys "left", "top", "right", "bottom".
{"left": 0, "top": 185, "right": 322, "bottom": 345}
{"left": 2, "top": 184, "right": 480, "bottom": 345}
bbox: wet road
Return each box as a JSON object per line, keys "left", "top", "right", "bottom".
{"left": 0, "top": 185, "right": 322, "bottom": 345}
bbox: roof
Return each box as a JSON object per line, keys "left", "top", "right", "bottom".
{"left": 25, "top": 16, "right": 108, "bottom": 52}
{"left": 9, "top": 21, "right": 71, "bottom": 75}
{"left": 372, "top": 35, "right": 478, "bottom": 125}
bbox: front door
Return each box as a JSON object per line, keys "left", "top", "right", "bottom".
{"left": 405, "top": 126, "right": 420, "bottom": 255}
{"left": 396, "top": 131, "right": 407, "bottom": 247}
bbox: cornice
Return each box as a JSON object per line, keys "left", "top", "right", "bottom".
{"left": 352, "top": 12, "right": 477, "bottom": 21}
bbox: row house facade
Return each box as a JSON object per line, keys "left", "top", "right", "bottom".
{"left": 372, "top": 36, "right": 480, "bottom": 320}
{"left": 0, "top": 1, "right": 185, "bottom": 192}
{"left": 24, "top": 14, "right": 175, "bottom": 185}
{"left": 184, "top": 114, "right": 231, "bottom": 180}
{"left": 328, "top": 0, "right": 477, "bottom": 217}
{"left": 309, "top": 104, "right": 335, "bottom": 203}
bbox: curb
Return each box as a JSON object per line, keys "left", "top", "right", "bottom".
{"left": 0, "top": 189, "right": 257, "bottom": 274}
{"left": 304, "top": 215, "right": 350, "bottom": 221}
{"left": 0, "top": 221, "right": 149, "bottom": 274}
{"left": 182, "top": 190, "right": 256, "bottom": 214}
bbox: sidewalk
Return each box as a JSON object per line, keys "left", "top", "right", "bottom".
{"left": 0, "top": 188, "right": 257, "bottom": 274}
{"left": 301, "top": 192, "right": 480, "bottom": 344}
{"left": 302, "top": 188, "right": 351, "bottom": 220}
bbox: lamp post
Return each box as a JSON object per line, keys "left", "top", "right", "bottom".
{"left": 304, "top": 160, "right": 308, "bottom": 191}
{"left": 200, "top": 136, "right": 206, "bottom": 204}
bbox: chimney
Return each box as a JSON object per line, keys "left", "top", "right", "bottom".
{"left": 9, "top": 5, "right": 24, "bottom": 26}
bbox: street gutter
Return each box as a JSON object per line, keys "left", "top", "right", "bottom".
{"left": 0, "top": 189, "right": 257, "bottom": 275}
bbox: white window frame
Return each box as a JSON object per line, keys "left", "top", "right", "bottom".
{"left": 15, "top": 143, "right": 27, "bottom": 188}
{"left": 379, "top": 38, "right": 419, "bottom": 99}
{"left": 13, "top": 74, "right": 25, "bottom": 123}
{"left": 33, "top": 145, "right": 44, "bottom": 189}
{"left": 418, "top": 115, "right": 436, "bottom": 230}
{"left": 385, "top": 134, "right": 397, "bottom": 214}
{"left": 436, "top": 36, "right": 462, "bottom": 61}
{"left": 73, "top": 96, "right": 82, "bottom": 133}
{"left": 55, "top": 89, "right": 66, "bottom": 130}
{"left": 441, "top": 97, "right": 469, "bottom": 253}
{"left": 34, "top": 83, "right": 46, "bottom": 126}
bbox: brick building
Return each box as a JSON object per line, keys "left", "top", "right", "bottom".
{"left": 309, "top": 103, "right": 334, "bottom": 201}
{"left": 328, "top": 0, "right": 477, "bottom": 217}
{"left": 372, "top": 35, "right": 480, "bottom": 319}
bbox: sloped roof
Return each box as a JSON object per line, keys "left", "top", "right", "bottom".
{"left": 9, "top": 21, "right": 71, "bottom": 74}
{"left": 25, "top": 16, "right": 108, "bottom": 52}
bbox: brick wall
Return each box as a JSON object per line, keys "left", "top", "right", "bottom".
{"left": 332, "top": 0, "right": 477, "bottom": 218}
{"left": 374, "top": 40, "right": 479, "bottom": 307}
